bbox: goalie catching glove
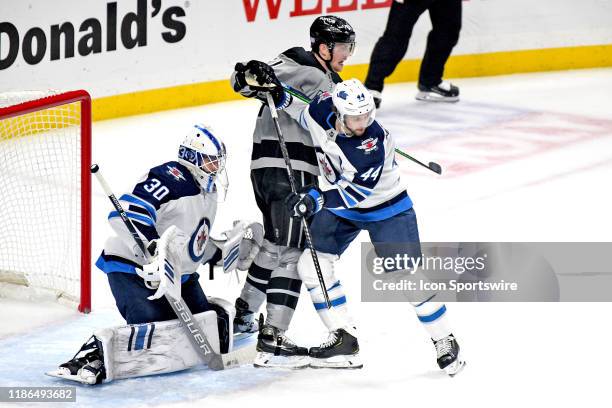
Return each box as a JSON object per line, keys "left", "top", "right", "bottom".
{"left": 210, "top": 220, "right": 264, "bottom": 273}
{"left": 233, "top": 60, "right": 290, "bottom": 109}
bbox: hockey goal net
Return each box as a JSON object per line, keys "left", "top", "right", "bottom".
{"left": 0, "top": 90, "right": 91, "bottom": 313}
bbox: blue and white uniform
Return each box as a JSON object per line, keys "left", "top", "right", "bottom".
{"left": 96, "top": 161, "right": 220, "bottom": 324}
{"left": 297, "top": 92, "right": 451, "bottom": 340}
{"left": 301, "top": 92, "right": 412, "bottom": 223}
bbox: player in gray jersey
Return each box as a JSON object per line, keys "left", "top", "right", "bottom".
{"left": 230, "top": 16, "right": 356, "bottom": 367}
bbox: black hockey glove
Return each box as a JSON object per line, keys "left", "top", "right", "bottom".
{"left": 234, "top": 61, "right": 288, "bottom": 108}
{"left": 285, "top": 188, "right": 324, "bottom": 219}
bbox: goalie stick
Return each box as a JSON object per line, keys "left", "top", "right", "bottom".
{"left": 91, "top": 164, "right": 251, "bottom": 371}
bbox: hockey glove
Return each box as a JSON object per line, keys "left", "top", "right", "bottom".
{"left": 234, "top": 61, "right": 288, "bottom": 108}
{"left": 137, "top": 226, "right": 186, "bottom": 301}
{"left": 285, "top": 188, "right": 324, "bottom": 219}
{"left": 210, "top": 220, "right": 264, "bottom": 273}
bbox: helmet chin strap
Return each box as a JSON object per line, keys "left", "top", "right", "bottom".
{"left": 337, "top": 115, "right": 357, "bottom": 137}
{"left": 315, "top": 43, "right": 335, "bottom": 72}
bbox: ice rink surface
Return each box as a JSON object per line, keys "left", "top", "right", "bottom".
{"left": 1, "top": 68, "right": 611, "bottom": 407}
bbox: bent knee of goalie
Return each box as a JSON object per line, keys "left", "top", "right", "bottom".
{"left": 297, "top": 250, "right": 338, "bottom": 290}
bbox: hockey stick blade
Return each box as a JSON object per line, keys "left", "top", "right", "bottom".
{"left": 428, "top": 162, "right": 442, "bottom": 175}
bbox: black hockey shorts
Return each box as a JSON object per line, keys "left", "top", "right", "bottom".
{"left": 250, "top": 167, "right": 317, "bottom": 249}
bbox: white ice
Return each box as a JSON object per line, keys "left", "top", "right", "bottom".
{"left": 1, "top": 68, "right": 611, "bottom": 408}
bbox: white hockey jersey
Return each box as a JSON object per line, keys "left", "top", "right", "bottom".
{"left": 95, "top": 161, "right": 218, "bottom": 281}
{"left": 301, "top": 92, "right": 413, "bottom": 222}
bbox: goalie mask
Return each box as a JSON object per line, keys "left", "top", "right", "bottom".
{"left": 178, "top": 124, "right": 228, "bottom": 201}
{"left": 332, "top": 79, "right": 376, "bottom": 137}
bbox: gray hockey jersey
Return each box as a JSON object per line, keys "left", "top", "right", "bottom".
{"left": 95, "top": 161, "right": 218, "bottom": 280}
{"left": 231, "top": 47, "right": 342, "bottom": 176}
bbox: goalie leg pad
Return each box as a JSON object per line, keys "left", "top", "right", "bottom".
{"left": 207, "top": 296, "right": 235, "bottom": 353}
{"left": 96, "top": 310, "right": 222, "bottom": 382}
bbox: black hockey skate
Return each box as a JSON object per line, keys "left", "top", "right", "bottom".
{"left": 309, "top": 328, "right": 363, "bottom": 369}
{"left": 46, "top": 336, "right": 106, "bottom": 385}
{"left": 433, "top": 334, "right": 465, "bottom": 376}
{"left": 233, "top": 298, "right": 259, "bottom": 335}
{"left": 253, "top": 314, "right": 309, "bottom": 369}
{"left": 416, "top": 81, "right": 459, "bottom": 102}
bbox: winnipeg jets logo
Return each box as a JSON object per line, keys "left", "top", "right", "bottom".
{"left": 337, "top": 90, "right": 349, "bottom": 100}
{"left": 188, "top": 218, "right": 210, "bottom": 262}
{"left": 357, "top": 137, "right": 378, "bottom": 154}
{"left": 196, "top": 228, "right": 207, "bottom": 252}
{"left": 166, "top": 165, "right": 186, "bottom": 181}
{"left": 318, "top": 91, "right": 332, "bottom": 102}
{"left": 318, "top": 153, "right": 337, "bottom": 183}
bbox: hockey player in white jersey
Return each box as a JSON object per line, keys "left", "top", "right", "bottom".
{"left": 48, "top": 124, "right": 262, "bottom": 384}
{"left": 285, "top": 79, "right": 465, "bottom": 374}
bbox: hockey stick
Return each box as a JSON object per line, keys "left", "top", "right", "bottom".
{"left": 282, "top": 86, "right": 443, "bottom": 175}
{"left": 264, "top": 93, "right": 332, "bottom": 309}
{"left": 393, "top": 149, "right": 442, "bottom": 175}
{"left": 91, "top": 164, "right": 250, "bottom": 371}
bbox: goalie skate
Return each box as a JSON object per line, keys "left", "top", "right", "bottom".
{"left": 233, "top": 298, "right": 259, "bottom": 335}
{"left": 46, "top": 336, "right": 105, "bottom": 385}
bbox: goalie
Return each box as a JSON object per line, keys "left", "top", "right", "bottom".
{"left": 47, "top": 124, "right": 263, "bottom": 385}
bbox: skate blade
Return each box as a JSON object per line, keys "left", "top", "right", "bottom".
{"left": 309, "top": 354, "right": 363, "bottom": 369}
{"left": 45, "top": 370, "right": 97, "bottom": 385}
{"left": 444, "top": 359, "right": 466, "bottom": 377}
{"left": 253, "top": 352, "right": 310, "bottom": 369}
{"left": 415, "top": 92, "right": 459, "bottom": 103}
{"left": 233, "top": 331, "right": 256, "bottom": 342}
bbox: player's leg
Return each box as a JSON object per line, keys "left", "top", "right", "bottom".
{"left": 252, "top": 169, "right": 316, "bottom": 368}
{"left": 106, "top": 271, "right": 178, "bottom": 324}
{"left": 365, "top": 0, "right": 430, "bottom": 106}
{"left": 233, "top": 169, "right": 280, "bottom": 333}
{"left": 367, "top": 207, "right": 465, "bottom": 375}
{"left": 417, "top": 0, "right": 462, "bottom": 101}
{"left": 298, "top": 209, "right": 363, "bottom": 368}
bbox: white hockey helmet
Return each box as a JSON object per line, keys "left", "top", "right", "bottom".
{"left": 178, "top": 124, "right": 228, "bottom": 199}
{"left": 331, "top": 78, "right": 376, "bottom": 136}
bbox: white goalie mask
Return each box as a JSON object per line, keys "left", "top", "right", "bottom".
{"left": 332, "top": 79, "right": 376, "bottom": 137}
{"left": 178, "top": 124, "right": 229, "bottom": 201}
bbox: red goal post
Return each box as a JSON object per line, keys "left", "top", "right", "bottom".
{"left": 0, "top": 90, "right": 91, "bottom": 313}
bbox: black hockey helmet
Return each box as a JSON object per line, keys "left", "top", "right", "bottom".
{"left": 310, "top": 15, "right": 356, "bottom": 55}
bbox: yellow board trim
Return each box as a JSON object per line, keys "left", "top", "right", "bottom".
{"left": 93, "top": 44, "right": 612, "bottom": 121}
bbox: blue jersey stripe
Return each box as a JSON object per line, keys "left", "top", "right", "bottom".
{"left": 108, "top": 211, "right": 155, "bottom": 227}
{"left": 329, "top": 195, "right": 413, "bottom": 222}
{"left": 120, "top": 194, "right": 157, "bottom": 221}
